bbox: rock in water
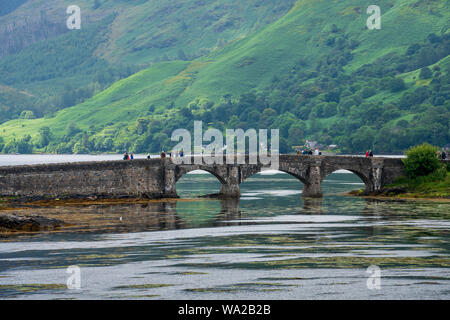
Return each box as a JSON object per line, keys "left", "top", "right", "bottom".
{"left": 0, "top": 214, "right": 64, "bottom": 232}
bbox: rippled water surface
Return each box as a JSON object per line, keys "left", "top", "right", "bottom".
{"left": 0, "top": 156, "right": 448, "bottom": 300}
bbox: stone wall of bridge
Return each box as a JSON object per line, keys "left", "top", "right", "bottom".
{"left": 0, "top": 156, "right": 407, "bottom": 200}
{"left": 0, "top": 159, "right": 167, "bottom": 200}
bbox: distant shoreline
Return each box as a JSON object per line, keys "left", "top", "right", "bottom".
{"left": 0, "top": 153, "right": 406, "bottom": 167}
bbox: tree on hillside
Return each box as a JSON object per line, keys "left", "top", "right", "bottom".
{"left": 180, "top": 107, "right": 193, "bottom": 119}
{"left": 81, "top": 132, "right": 91, "bottom": 150}
{"left": 38, "top": 126, "right": 52, "bottom": 147}
{"left": 3, "top": 138, "right": 33, "bottom": 154}
{"left": 136, "top": 118, "right": 149, "bottom": 135}
{"left": 427, "top": 33, "right": 441, "bottom": 44}
{"left": 153, "top": 133, "right": 170, "bottom": 152}
{"left": 349, "top": 126, "right": 375, "bottom": 152}
{"left": 288, "top": 123, "right": 305, "bottom": 146}
{"left": 177, "top": 50, "right": 188, "bottom": 61}
{"left": 419, "top": 67, "right": 433, "bottom": 79}
{"left": 66, "top": 122, "right": 82, "bottom": 139}
{"left": 261, "top": 108, "right": 277, "bottom": 127}
{"left": 331, "top": 24, "right": 338, "bottom": 33}
{"left": 360, "top": 86, "right": 376, "bottom": 99}
{"left": 19, "top": 110, "right": 36, "bottom": 119}
{"left": 388, "top": 78, "right": 406, "bottom": 92}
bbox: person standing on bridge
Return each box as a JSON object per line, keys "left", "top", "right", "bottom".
{"left": 123, "top": 152, "right": 129, "bottom": 161}
{"left": 130, "top": 153, "right": 134, "bottom": 160}
{"left": 365, "top": 150, "right": 369, "bottom": 158}
{"left": 161, "top": 151, "right": 166, "bottom": 159}
{"left": 369, "top": 150, "right": 374, "bottom": 157}
{"left": 442, "top": 150, "right": 447, "bottom": 160}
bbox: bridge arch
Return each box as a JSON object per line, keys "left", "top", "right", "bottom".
{"left": 174, "top": 166, "right": 227, "bottom": 185}
{"left": 174, "top": 166, "right": 228, "bottom": 198}
{"left": 240, "top": 168, "right": 309, "bottom": 186}
{"left": 321, "top": 167, "right": 372, "bottom": 193}
{"left": 239, "top": 164, "right": 311, "bottom": 199}
{"left": 278, "top": 169, "right": 310, "bottom": 186}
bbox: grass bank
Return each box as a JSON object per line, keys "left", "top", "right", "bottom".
{"left": 373, "top": 167, "right": 450, "bottom": 199}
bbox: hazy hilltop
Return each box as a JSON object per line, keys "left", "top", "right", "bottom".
{"left": 0, "top": 0, "right": 448, "bottom": 154}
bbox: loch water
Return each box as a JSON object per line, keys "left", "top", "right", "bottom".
{"left": 0, "top": 155, "right": 448, "bottom": 299}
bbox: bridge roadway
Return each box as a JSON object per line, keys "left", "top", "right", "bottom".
{"left": 0, "top": 155, "right": 406, "bottom": 200}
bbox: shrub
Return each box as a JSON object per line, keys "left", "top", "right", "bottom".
{"left": 19, "top": 110, "right": 36, "bottom": 119}
{"left": 419, "top": 67, "right": 433, "bottom": 79}
{"left": 389, "top": 78, "right": 406, "bottom": 92}
{"left": 3, "top": 138, "right": 33, "bottom": 154}
{"left": 402, "top": 143, "right": 442, "bottom": 178}
{"left": 360, "top": 87, "right": 376, "bottom": 98}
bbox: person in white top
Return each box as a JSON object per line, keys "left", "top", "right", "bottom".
{"left": 314, "top": 148, "right": 319, "bottom": 156}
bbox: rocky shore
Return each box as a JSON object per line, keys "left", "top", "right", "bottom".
{"left": 0, "top": 213, "right": 64, "bottom": 232}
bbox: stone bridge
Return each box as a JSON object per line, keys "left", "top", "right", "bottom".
{"left": 0, "top": 155, "right": 406, "bottom": 200}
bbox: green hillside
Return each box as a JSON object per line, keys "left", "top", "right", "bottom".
{"left": 0, "top": 0, "right": 295, "bottom": 122}
{"left": 0, "top": 0, "right": 449, "bottom": 154}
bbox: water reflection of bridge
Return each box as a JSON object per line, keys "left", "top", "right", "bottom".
{"left": 107, "top": 197, "right": 385, "bottom": 233}
{"left": 31, "top": 195, "right": 390, "bottom": 236}
{"left": 92, "top": 199, "right": 244, "bottom": 232}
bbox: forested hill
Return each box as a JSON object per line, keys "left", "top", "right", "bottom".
{"left": 0, "top": 0, "right": 449, "bottom": 155}
{"left": 0, "top": 0, "right": 295, "bottom": 122}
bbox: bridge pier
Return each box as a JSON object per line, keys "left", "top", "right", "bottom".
{"left": 219, "top": 183, "right": 241, "bottom": 198}
{"left": 370, "top": 160, "right": 384, "bottom": 193}
{"left": 302, "top": 161, "right": 323, "bottom": 198}
{"left": 217, "top": 166, "right": 241, "bottom": 198}
{"left": 163, "top": 164, "right": 179, "bottom": 198}
{"left": 302, "top": 183, "right": 322, "bottom": 198}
